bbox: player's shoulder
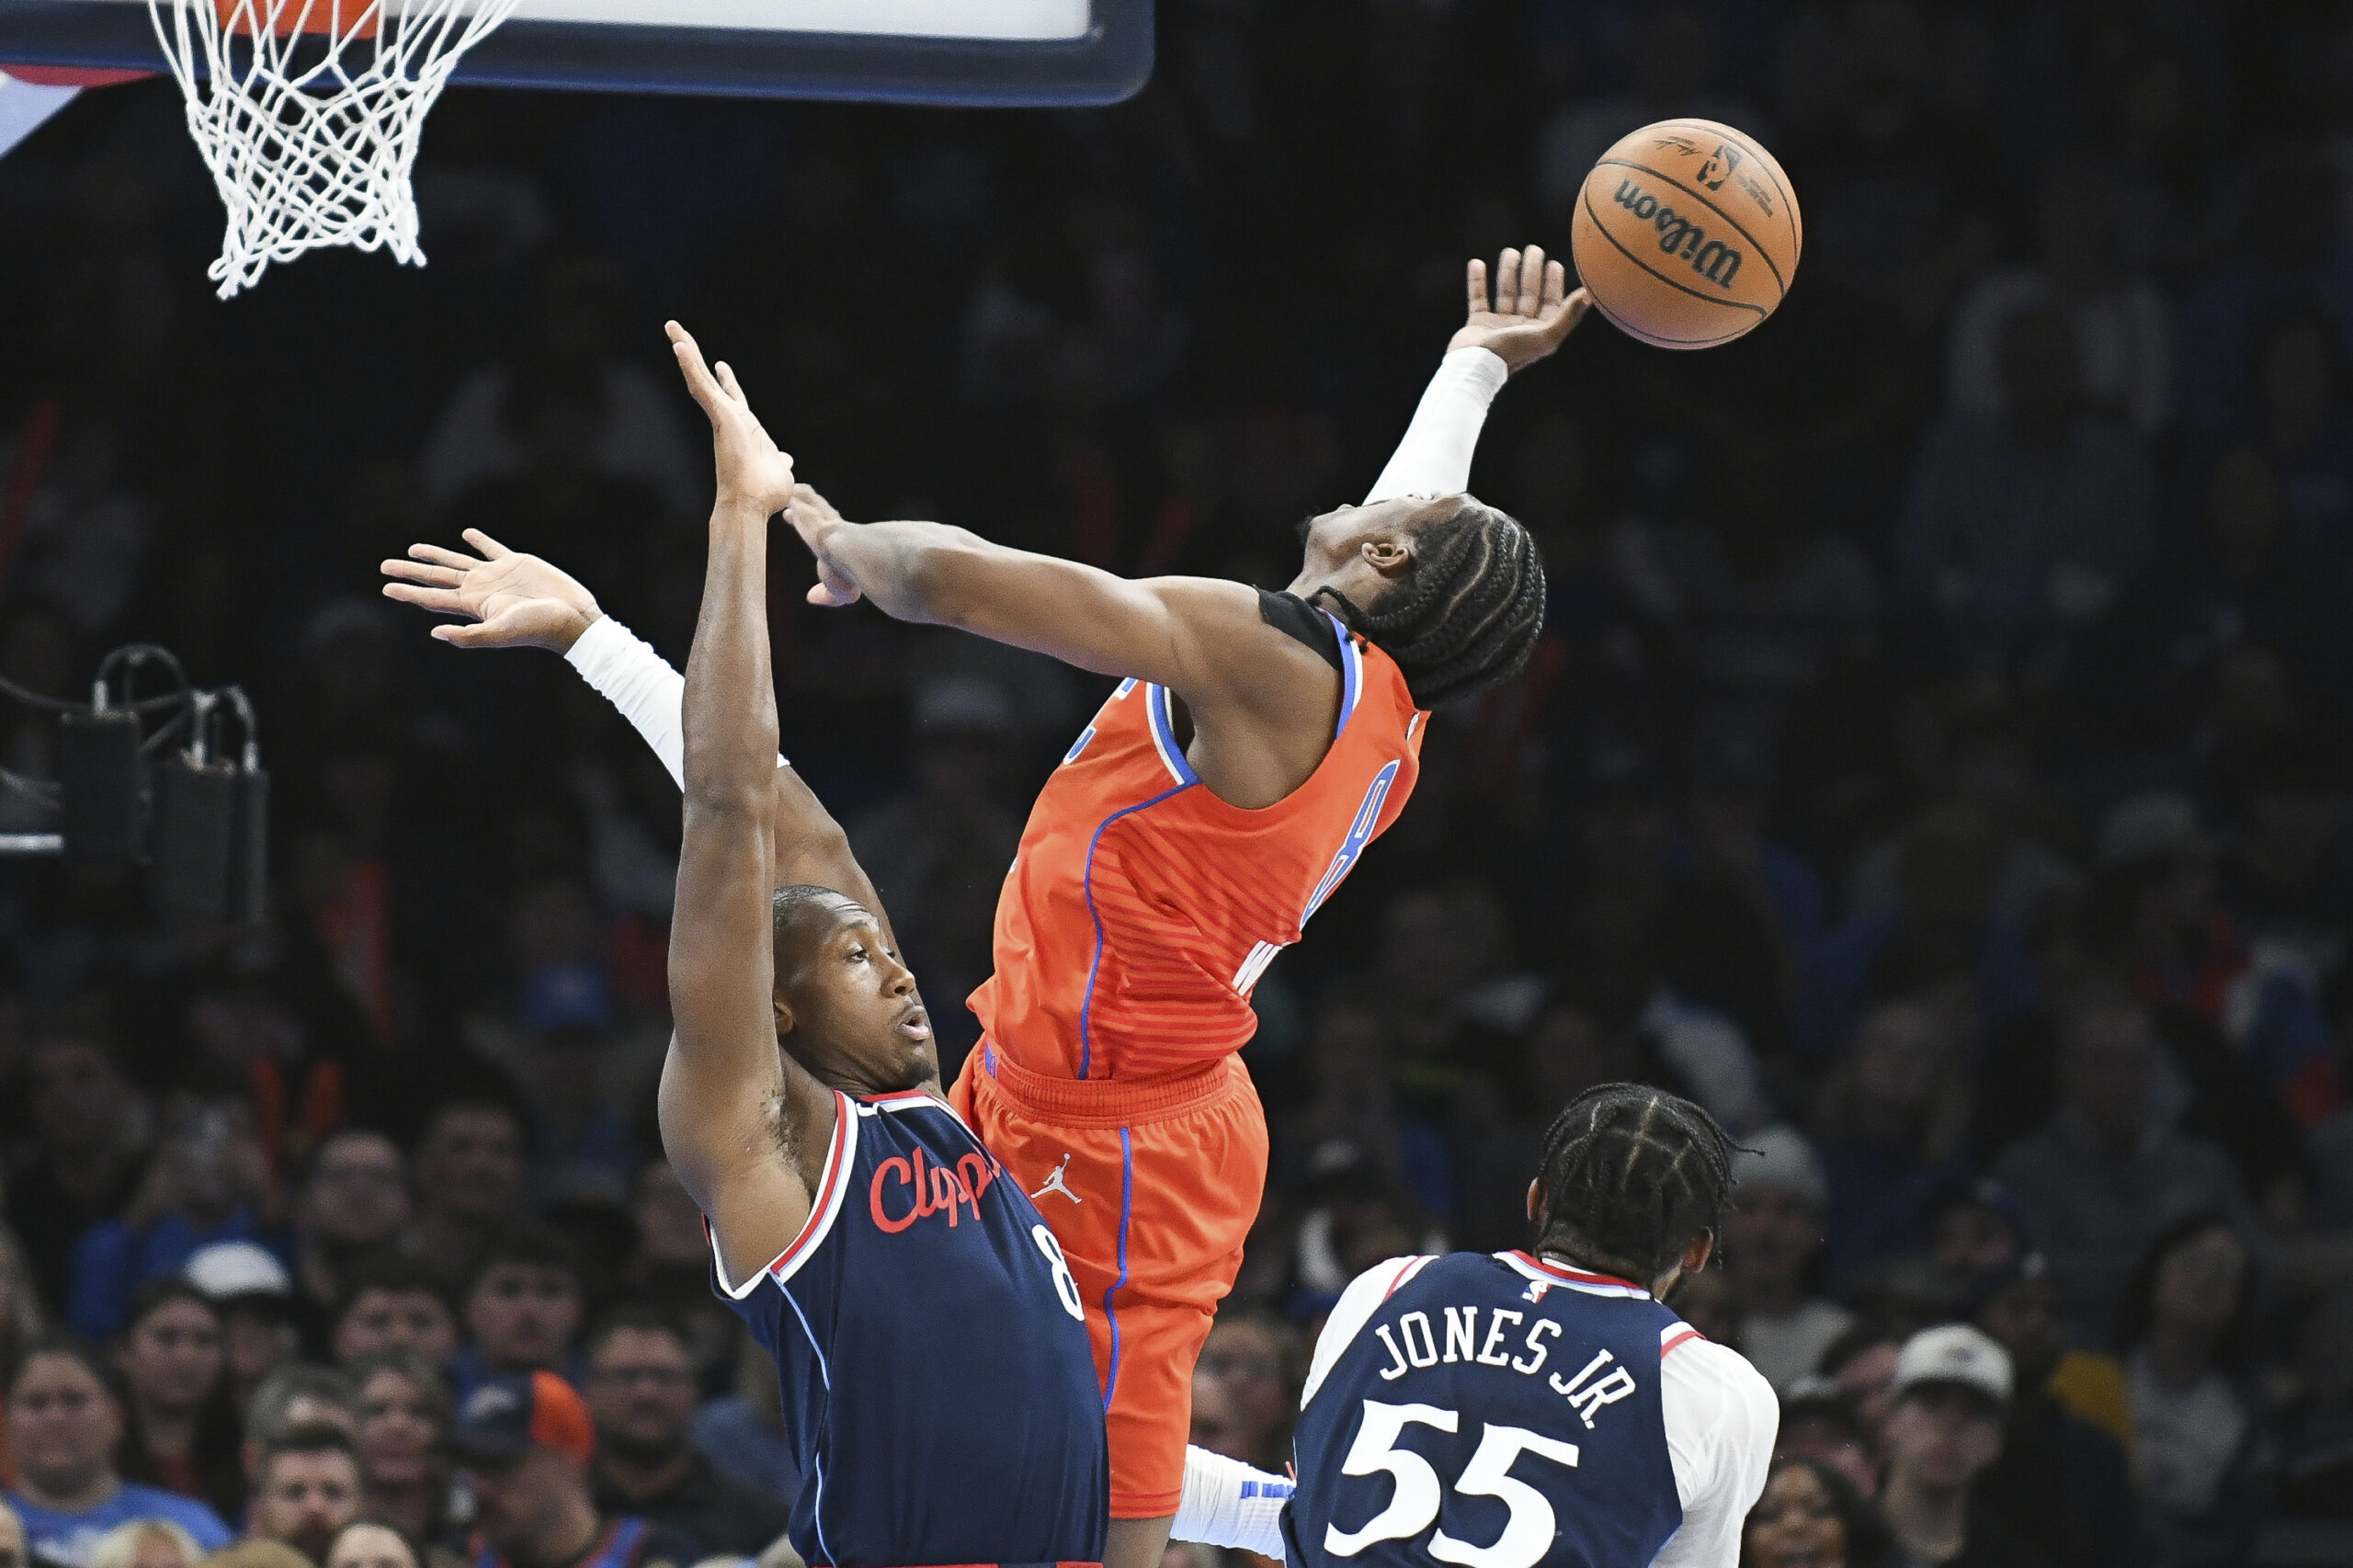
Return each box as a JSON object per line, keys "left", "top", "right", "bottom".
{"left": 1658, "top": 1324, "right": 1779, "bottom": 1438}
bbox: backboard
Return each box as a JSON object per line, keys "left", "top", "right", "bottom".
{"left": 0, "top": 0, "right": 1154, "bottom": 105}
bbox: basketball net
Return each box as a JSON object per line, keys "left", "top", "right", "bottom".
{"left": 146, "top": 0, "right": 518, "bottom": 298}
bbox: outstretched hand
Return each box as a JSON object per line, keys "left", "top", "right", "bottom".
{"left": 380, "top": 529, "right": 602, "bottom": 652}
{"left": 783, "top": 483, "right": 864, "bottom": 608}
{"left": 667, "top": 321, "right": 797, "bottom": 517}
{"left": 1449, "top": 245, "right": 1590, "bottom": 375}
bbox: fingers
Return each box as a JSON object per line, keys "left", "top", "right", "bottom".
{"left": 406, "top": 541, "right": 484, "bottom": 573}
{"left": 381, "top": 582, "right": 468, "bottom": 614}
{"left": 1541, "top": 257, "right": 1567, "bottom": 312}
{"left": 381, "top": 558, "right": 462, "bottom": 587}
{"left": 461, "top": 528, "right": 513, "bottom": 561}
{"left": 665, "top": 320, "right": 729, "bottom": 414}
{"left": 715, "top": 360, "right": 747, "bottom": 403}
{"left": 1466, "top": 256, "right": 1489, "bottom": 318}
{"left": 430, "top": 622, "right": 499, "bottom": 646}
{"left": 1563, "top": 284, "right": 1591, "bottom": 327}
{"left": 1516, "top": 244, "right": 1547, "bottom": 318}
{"left": 1495, "top": 248, "right": 1522, "bottom": 315}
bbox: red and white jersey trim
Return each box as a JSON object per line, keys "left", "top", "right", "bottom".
{"left": 708, "top": 1089, "right": 859, "bottom": 1300}
{"left": 1499, "top": 1250, "right": 1651, "bottom": 1300}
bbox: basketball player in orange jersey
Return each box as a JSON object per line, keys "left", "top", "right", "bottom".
{"left": 385, "top": 246, "right": 1588, "bottom": 1568}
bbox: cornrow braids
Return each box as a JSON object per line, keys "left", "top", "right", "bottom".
{"left": 1531, "top": 1083, "right": 1740, "bottom": 1285}
{"left": 1313, "top": 498, "right": 1547, "bottom": 709}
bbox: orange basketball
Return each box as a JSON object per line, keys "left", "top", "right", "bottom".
{"left": 1570, "top": 119, "right": 1801, "bottom": 350}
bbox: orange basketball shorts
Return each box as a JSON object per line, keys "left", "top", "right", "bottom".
{"left": 951, "top": 1040, "right": 1267, "bottom": 1518}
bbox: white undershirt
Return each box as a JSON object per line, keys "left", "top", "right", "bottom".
{"left": 1302, "top": 1256, "right": 1779, "bottom": 1568}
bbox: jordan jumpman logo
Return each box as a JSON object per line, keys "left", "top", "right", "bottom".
{"left": 1031, "top": 1153, "right": 1083, "bottom": 1204}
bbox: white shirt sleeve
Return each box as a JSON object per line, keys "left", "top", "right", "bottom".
{"left": 1301, "top": 1256, "right": 1435, "bottom": 1407}
{"left": 1363, "top": 348, "right": 1509, "bottom": 504}
{"left": 1648, "top": 1333, "right": 1779, "bottom": 1568}
{"left": 563, "top": 614, "right": 787, "bottom": 790}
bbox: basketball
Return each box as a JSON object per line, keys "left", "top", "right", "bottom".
{"left": 1570, "top": 118, "right": 1801, "bottom": 350}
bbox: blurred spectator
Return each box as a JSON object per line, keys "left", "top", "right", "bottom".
{"left": 8, "top": 1033, "right": 147, "bottom": 1316}
{"left": 1819, "top": 1327, "right": 1904, "bottom": 1455}
{"left": 318, "top": 1522, "right": 418, "bottom": 1568}
{"left": 285, "top": 1137, "right": 410, "bottom": 1358}
{"left": 1772, "top": 1376, "right": 1878, "bottom": 1499}
{"left": 327, "top": 1264, "right": 457, "bottom": 1373}
{"left": 1873, "top": 1326, "right": 2033, "bottom": 1568}
{"left": 110, "top": 1282, "right": 242, "bottom": 1527}
{"left": 182, "top": 1244, "right": 298, "bottom": 1417}
{"left": 580, "top": 1307, "right": 787, "bottom": 1556}
{"left": 453, "top": 1228, "right": 581, "bottom": 1403}
{"left": 420, "top": 256, "right": 699, "bottom": 525}
{"left": 1797, "top": 806, "right": 2038, "bottom": 1063}
{"left": 450, "top": 1375, "right": 697, "bottom": 1568}
{"left": 68, "top": 1105, "right": 285, "bottom": 1343}
{"left": 1899, "top": 303, "right": 2158, "bottom": 687}
{"left": 1185, "top": 1369, "right": 1240, "bottom": 1462}
{"left": 1277, "top": 1001, "right": 1451, "bottom": 1229}
{"left": 346, "top": 1352, "right": 451, "bottom": 1551}
{"left": 6, "top": 1339, "right": 232, "bottom": 1567}
{"left": 239, "top": 1369, "right": 356, "bottom": 1489}
{"left": 2084, "top": 792, "right": 2341, "bottom": 1139}
{"left": 1, "top": 1223, "right": 50, "bottom": 1481}
{"left": 1966, "top": 1255, "right": 2143, "bottom": 1568}
{"left": 85, "top": 1520, "right": 201, "bottom": 1568}
{"left": 1943, "top": 153, "right": 2173, "bottom": 439}
{"left": 1195, "top": 1312, "right": 1300, "bottom": 1477}
{"left": 2113, "top": 1214, "right": 2270, "bottom": 1567}
{"left": 245, "top": 1426, "right": 362, "bottom": 1567}
{"left": 1994, "top": 984, "right": 2251, "bottom": 1338}
{"left": 1722, "top": 1128, "right": 1852, "bottom": 1393}
{"left": 688, "top": 1327, "right": 794, "bottom": 1512}
{"left": 1811, "top": 999, "right": 1973, "bottom": 1277}
{"left": 1739, "top": 1454, "right": 1890, "bottom": 1568}
{"left": 408, "top": 1105, "right": 527, "bottom": 1289}
{"left": 846, "top": 676, "right": 1024, "bottom": 1074}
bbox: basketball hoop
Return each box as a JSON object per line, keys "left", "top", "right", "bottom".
{"left": 146, "top": 0, "right": 519, "bottom": 298}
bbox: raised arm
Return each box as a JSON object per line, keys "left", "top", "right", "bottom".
{"left": 658, "top": 323, "right": 822, "bottom": 1280}
{"left": 378, "top": 531, "right": 891, "bottom": 926}
{"left": 1367, "top": 246, "right": 1589, "bottom": 502}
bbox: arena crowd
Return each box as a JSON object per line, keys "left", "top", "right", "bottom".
{"left": 2, "top": 1, "right": 2353, "bottom": 1565}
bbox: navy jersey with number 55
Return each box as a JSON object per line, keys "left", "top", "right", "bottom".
{"left": 1285, "top": 1251, "right": 1773, "bottom": 1568}
{"left": 710, "top": 1089, "right": 1108, "bottom": 1568}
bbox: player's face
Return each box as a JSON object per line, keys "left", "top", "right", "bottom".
{"left": 776, "top": 898, "right": 936, "bottom": 1093}
{"left": 1292, "top": 496, "right": 1451, "bottom": 604}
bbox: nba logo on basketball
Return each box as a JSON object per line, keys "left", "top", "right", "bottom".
{"left": 1696, "top": 143, "right": 1742, "bottom": 190}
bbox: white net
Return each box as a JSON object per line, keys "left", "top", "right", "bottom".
{"left": 146, "top": 0, "right": 520, "bottom": 298}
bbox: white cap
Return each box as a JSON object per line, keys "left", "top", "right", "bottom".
{"left": 184, "top": 1241, "right": 291, "bottom": 1301}
{"left": 1732, "top": 1124, "right": 1828, "bottom": 1210}
{"left": 1892, "top": 1323, "right": 2012, "bottom": 1406}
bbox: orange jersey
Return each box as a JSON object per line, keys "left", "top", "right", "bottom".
{"left": 970, "top": 606, "right": 1425, "bottom": 1080}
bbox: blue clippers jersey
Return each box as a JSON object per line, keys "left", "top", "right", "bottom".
{"left": 1285, "top": 1253, "right": 1694, "bottom": 1568}
{"left": 712, "top": 1089, "right": 1108, "bottom": 1568}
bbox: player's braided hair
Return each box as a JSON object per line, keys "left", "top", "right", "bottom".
{"left": 1311, "top": 497, "right": 1546, "bottom": 709}
{"left": 1532, "top": 1083, "right": 1741, "bottom": 1284}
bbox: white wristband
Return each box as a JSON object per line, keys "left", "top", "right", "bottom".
{"left": 1364, "top": 347, "right": 1508, "bottom": 504}
{"left": 1173, "top": 1445, "right": 1292, "bottom": 1561}
{"left": 563, "top": 615, "right": 787, "bottom": 790}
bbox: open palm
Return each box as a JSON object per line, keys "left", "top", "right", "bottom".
{"left": 381, "top": 528, "right": 602, "bottom": 651}
{"left": 1450, "top": 244, "right": 1591, "bottom": 375}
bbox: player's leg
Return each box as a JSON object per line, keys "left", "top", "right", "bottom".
{"left": 954, "top": 1049, "right": 1268, "bottom": 1564}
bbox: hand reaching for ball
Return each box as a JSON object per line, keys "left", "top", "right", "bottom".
{"left": 1449, "top": 244, "right": 1591, "bottom": 376}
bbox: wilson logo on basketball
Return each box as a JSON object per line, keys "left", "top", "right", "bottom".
{"left": 1609, "top": 178, "right": 1744, "bottom": 289}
